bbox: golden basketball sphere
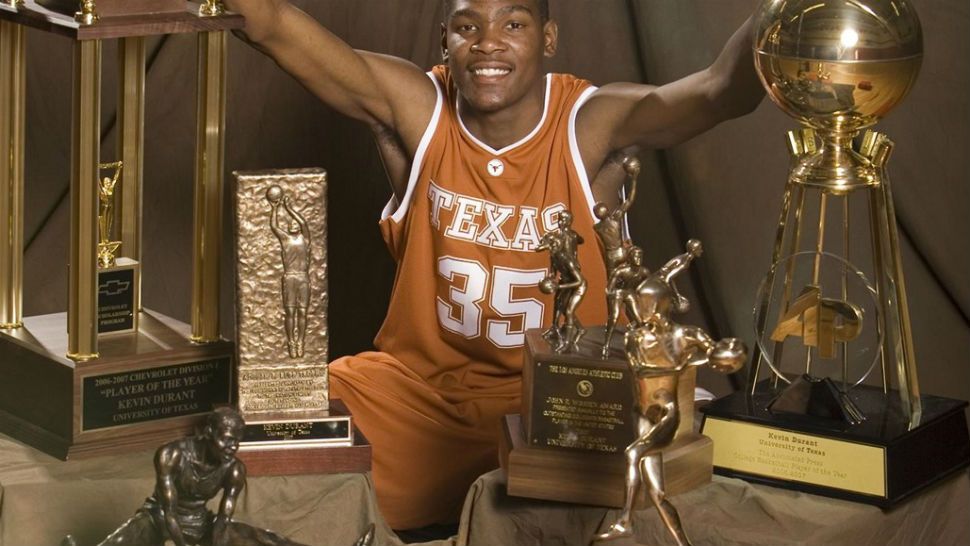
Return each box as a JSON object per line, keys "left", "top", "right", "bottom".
{"left": 753, "top": 0, "right": 922, "bottom": 133}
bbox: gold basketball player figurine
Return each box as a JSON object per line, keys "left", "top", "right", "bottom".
{"left": 97, "top": 161, "right": 123, "bottom": 269}
{"left": 537, "top": 210, "right": 586, "bottom": 353}
{"left": 594, "top": 240, "right": 746, "bottom": 545}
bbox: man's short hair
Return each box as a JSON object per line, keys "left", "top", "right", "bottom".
{"left": 443, "top": 0, "right": 550, "bottom": 23}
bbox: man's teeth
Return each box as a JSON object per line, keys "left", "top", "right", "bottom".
{"left": 474, "top": 68, "right": 510, "bottom": 77}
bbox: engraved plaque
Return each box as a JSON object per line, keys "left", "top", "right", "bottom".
{"left": 81, "top": 357, "right": 232, "bottom": 431}
{"left": 97, "top": 258, "right": 139, "bottom": 334}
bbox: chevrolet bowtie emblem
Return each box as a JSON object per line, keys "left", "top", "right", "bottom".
{"left": 99, "top": 279, "right": 131, "bottom": 296}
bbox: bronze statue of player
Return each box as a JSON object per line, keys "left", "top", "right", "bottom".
{"left": 78, "top": 408, "right": 374, "bottom": 546}
{"left": 592, "top": 156, "right": 640, "bottom": 277}
{"left": 601, "top": 245, "right": 650, "bottom": 358}
{"left": 594, "top": 240, "right": 746, "bottom": 545}
{"left": 267, "top": 186, "right": 311, "bottom": 359}
{"left": 537, "top": 210, "right": 587, "bottom": 353}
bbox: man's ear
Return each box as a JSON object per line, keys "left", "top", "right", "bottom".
{"left": 440, "top": 22, "right": 449, "bottom": 62}
{"left": 543, "top": 20, "right": 559, "bottom": 57}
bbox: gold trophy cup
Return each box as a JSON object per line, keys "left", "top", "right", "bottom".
{"left": 702, "top": 0, "right": 970, "bottom": 508}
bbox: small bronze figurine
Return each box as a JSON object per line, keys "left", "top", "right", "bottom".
{"left": 80, "top": 408, "right": 374, "bottom": 546}
{"left": 97, "top": 161, "right": 123, "bottom": 269}
{"left": 537, "top": 210, "right": 587, "bottom": 353}
{"left": 592, "top": 155, "right": 640, "bottom": 278}
{"left": 594, "top": 240, "right": 746, "bottom": 545}
{"left": 601, "top": 245, "right": 649, "bottom": 358}
{"left": 267, "top": 187, "right": 312, "bottom": 359}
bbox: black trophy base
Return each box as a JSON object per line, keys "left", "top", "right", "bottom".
{"left": 237, "top": 400, "right": 372, "bottom": 476}
{"left": 700, "top": 380, "right": 970, "bottom": 508}
{"left": 0, "top": 310, "right": 234, "bottom": 459}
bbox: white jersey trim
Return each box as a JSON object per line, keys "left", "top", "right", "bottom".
{"left": 456, "top": 74, "right": 552, "bottom": 157}
{"left": 567, "top": 85, "right": 599, "bottom": 220}
{"left": 381, "top": 71, "right": 445, "bottom": 223}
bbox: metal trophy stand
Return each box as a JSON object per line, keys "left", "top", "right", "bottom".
{"left": 0, "top": 0, "right": 243, "bottom": 458}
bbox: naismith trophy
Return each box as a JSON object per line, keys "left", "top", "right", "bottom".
{"left": 0, "top": 2, "right": 242, "bottom": 458}
{"left": 232, "top": 169, "right": 369, "bottom": 475}
{"left": 701, "top": 0, "right": 970, "bottom": 507}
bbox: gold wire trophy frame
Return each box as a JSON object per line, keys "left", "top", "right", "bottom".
{"left": 0, "top": 1, "right": 243, "bottom": 459}
{"left": 700, "top": 0, "right": 970, "bottom": 507}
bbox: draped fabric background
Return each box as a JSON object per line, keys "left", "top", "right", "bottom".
{"left": 17, "top": 0, "right": 969, "bottom": 402}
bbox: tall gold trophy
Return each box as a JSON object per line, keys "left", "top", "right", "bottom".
{"left": 0, "top": 1, "right": 242, "bottom": 458}
{"left": 701, "top": 0, "right": 970, "bottom": 507}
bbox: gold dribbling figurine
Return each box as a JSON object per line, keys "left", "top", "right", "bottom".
{"left": 67, "top": 408, "right": 374, "bottom": 546}
{"left": 537, "top": 210, "right": 586, "bottom": 353}
{"left": 594, "top": 241, "right": 746, "bottom": 545}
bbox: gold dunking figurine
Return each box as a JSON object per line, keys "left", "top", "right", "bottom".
{"left": 594, "top": 240, "right": 746, "bottom": 545}
{"left": 592, "top": 155, "right": 639, "bottom": 278}
{"left": 266, "top": 186, "right": 311, "bottom": 359}
{"left": 537, "top": 210, "right": 587, "bottom": 353}
{"left": 97, "top": 161, "right": 123, "bottom": 269}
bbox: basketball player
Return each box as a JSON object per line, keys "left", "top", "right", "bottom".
{"left": 223, "top": 0, "right": 763, "bottom": 530}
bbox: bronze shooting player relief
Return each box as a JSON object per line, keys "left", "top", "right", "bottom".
{"left": 0, "top": 0, "right": 241, "bottom": 459}
{"left": 701, "top": 0, "right": 970, "bottom": 508}
{"left": 232, "top": 169, "right": 370, "bottom": 476}
{"left": 62, "top": 407, "right": 375, "bottom": 546}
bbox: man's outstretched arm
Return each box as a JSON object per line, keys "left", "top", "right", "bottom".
{"left": 579, "top": 15, "right": 764, "bottom": 199}
{"left": 224, "top": 1, "right": 437, "bottom": 194}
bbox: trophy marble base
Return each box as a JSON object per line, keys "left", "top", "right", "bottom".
{"left": 700, "top": 380, "right": 970, "bottom": 507}
{"left": 0, "top": 310, "right": 234, "bottom": 459}
{"left": 500, "top": 414, "right": 713, "bottom": 508}
{"left": 237, "top": 400, "right": 372, "bottom": 476}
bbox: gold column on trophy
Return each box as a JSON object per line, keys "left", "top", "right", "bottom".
{"left": 191, "top": 29, "right": 228, "bottom": 343}
{"left": 0, "top": 16, "right": 25, "bottom": 329}
{"left": 0, "top": 2, "right": 244, "bottom": 459}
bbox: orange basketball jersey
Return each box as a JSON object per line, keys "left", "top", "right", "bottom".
{"left": 375, "top": 65, "right": 608, "bottom": 398}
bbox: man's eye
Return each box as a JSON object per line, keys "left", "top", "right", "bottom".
{"left": 457, "top": 24, "right": 477, "bottom": 33}
{"left": 507, "top": 21, "right": 525, "bottom": 30}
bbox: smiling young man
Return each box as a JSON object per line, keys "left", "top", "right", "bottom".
{"left": 224, "top": 0, "right": 763, "bottom": 530}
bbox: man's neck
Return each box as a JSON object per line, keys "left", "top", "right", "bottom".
{"left": 456, "top": 79, "right": 546, "bottom": 151}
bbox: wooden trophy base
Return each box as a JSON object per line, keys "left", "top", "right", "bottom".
{"left": 500, "top": 414, "right": 713, "bottom": 508}
{"left": 238, "top": 400, "right": 372, "bottom": 476}
{"left": 0, "top": 310, "right": 234, "bottom": 459}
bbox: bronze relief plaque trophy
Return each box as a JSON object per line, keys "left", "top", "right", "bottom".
{"left": 502, "top": 159, "right": 745, "bottom": 514}
{"left": 232, "top": 168, "right": 369, "bottom": 475}
{"left": 0, "top": 0, "right": 242, "bottom": 459}
{"left": 700, "top": 0, "right": 970, "bottom": 507}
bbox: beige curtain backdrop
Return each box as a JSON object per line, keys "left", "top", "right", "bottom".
{"left": 17, "top": 0, "right": 970, "bottom": 403}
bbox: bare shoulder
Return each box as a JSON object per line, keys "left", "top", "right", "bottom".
{"left": 154, "top": 440, "right": 183, "bottom": 471}
{"left": 357, "top": 52, "right": 438, "bottom": 151}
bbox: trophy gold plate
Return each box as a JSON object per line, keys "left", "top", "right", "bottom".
{"left": 702, "top": 383, "right": 969, "bottom": 507}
